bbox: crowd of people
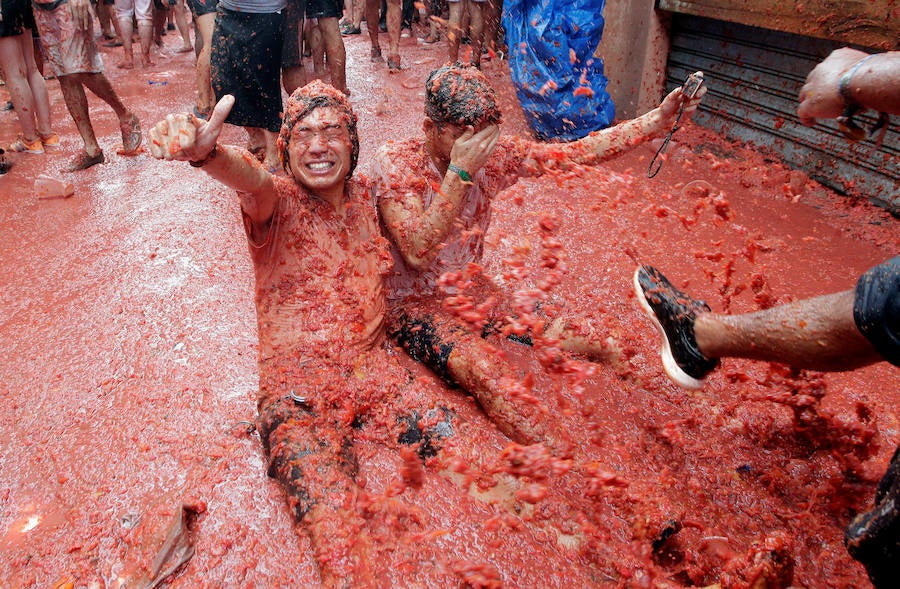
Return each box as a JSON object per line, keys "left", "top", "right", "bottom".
{"left": 0, "top": 0, "right": 501, "bottom": 172}
{"left": 2, "top": 0, "right": 897, "bottom": 585}
{"left": 0, "top": 0, "right": 499, "bottom": 172}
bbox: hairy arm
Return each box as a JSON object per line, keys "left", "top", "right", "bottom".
{"left": 798, "top": 49, "right": 900, "bottom": 125}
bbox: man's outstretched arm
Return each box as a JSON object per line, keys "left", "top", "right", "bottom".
{"left": 148, "top": 95, "right": 278, "bottom": 225}
{"left": 524, "top": 73, "right": 706, "bottom": 170}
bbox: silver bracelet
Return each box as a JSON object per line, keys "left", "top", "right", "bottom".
{"left": 838, "top": 54, "right": 878, "bottom": 107}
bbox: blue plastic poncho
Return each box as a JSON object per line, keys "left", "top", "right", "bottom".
{"left": 503, "top": 0, "right": 615, "bottom": 141}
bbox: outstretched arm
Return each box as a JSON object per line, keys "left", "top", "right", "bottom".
{"left": 148, "top": 95, "right": 278, "bottom": 225}
{"left": 797, "top": 48, "right": 900, "bottom": 126}
{"left": 524, "top": 72, "right": 707, "bottom": 170}
{"left": 377, "top": 124, "right": 501, "bottom": 269}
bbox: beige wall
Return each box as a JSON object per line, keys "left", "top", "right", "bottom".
{"left": 596, "top": 0, "right": 672, "bottom": 120}
{"left": 658, "top": 0, "right": 899, "bottom": 51}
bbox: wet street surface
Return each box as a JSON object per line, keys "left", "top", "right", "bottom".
{"left": 0, "top": 24, "right": 897, "bottom": 588}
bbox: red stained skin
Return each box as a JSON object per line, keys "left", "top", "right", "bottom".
{"left": 0, "top": 29, "right": 897, "bottom": 589}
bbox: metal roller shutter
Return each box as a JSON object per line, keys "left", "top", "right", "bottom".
{"left": 665, "top": 13, "right": 899, "bottom": 214}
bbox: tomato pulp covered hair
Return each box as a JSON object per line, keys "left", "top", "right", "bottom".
{"left": 425, "top": 63, "right": 503, "bottom": 129}
{"left": 278, "top": 80, "right": 360, "bottom": 177}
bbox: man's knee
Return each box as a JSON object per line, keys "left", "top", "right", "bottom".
{"left": 392, "top": 314, "right": 456, "bottom": 383}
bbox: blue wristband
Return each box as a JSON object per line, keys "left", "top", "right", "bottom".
{"left": 447, "top": 163, "right": 472, "bottom": 183}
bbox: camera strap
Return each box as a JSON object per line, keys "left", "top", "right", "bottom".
{"left": 647, "top": 99, "right": 688, "bottom": 179}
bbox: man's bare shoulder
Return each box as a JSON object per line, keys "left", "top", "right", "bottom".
{"left": 270, "top": 173, "right": 303, "bottom": 200}
{"left": 372, "top": 138, "right": 426, "bottom": 173}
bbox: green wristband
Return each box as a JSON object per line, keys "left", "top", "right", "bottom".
{"left": 447, "top": 163, "right": 472, "bottom": 183}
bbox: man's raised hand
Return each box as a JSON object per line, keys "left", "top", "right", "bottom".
{"left": 149, "top": 95, "right": 235, "bottom": 163}
{"left": 449, "top": 124, "right": 501, "bottom": 177}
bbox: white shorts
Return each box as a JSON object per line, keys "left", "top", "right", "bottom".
{"left": 114, "top": 0, "right": 153, "bottom": 22}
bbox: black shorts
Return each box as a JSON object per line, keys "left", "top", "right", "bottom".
{"left": 391, "top": 313, "right": 458, "bottom": 384}
{"left": 854, "top": 256, "right": 900, "bottom": 367}
{"left": 281, "top": 0, "right": 341, "bottom": 67}
{"left": 0, "top": 0, "right": 36, "bottom": 37}
{"left": 210, "top": 7, "right": 283, "bottom": 132}
{"left": 186, "top": 0, "right": 216, "bottom": 16}
{"left": 307, "top": 0, "right": 340, "bottom": 19}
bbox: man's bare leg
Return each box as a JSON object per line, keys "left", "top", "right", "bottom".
{"left": 58, "top": 75, "right": 102, "bottom": 156}
{"left": 318, "top": 17, "right": 348, "bottom": 93}
{"left": 193, "top": 12, "right": 216, "bottom": 114}
{"left": 447, "top": 0, "right": 464, "bottom": 62}
{"left": 137, "top": 20, "right": 156, "bottom": 66}
{"left": 695, "top": 290, "right": 880, "bottom": 371}
{"left": 307, "top": 22, "right": 326, "bottom": 79}
{"left": 78, "top": 72, "right": 142, "bottom": 153}
{"left": 364, "top": 0, "right": 383, "bottom": 61}
{"left": 465, "top": 0, "right": 483, "bottom": 68}
{"left": 384, "top": 0, "right": 401, "bottom": 69}
{"left": 173, "top": 0, "right": 193, "bottom": 51}
{"left": 117, "top": 16, "right": 136, "bottom": 68}
{"left": 634, "top": 265, "right": 887, "bottom": 389}
{"left": 263, "top": 129, "right": 279, "bottom": 171}
{"left": 282, "top": 65, "right": 308, "bottom": 96}
{"left": 446, "top": 339, "right": 571, "bottom": 453}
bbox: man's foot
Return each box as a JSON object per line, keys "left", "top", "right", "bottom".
{"left": 192, "top": 106, "right": 211, "bottom": 120}
{"left": 633, "top": 265, "right": 719, "bottom": 389}
{"left": 140, "top": 54, "right": 156, "bottom": 68}
{"left": 104, "top": 37, "right": 124, "bottom": 47}
{"left": 340, "top": 23, "right": 361, "bottom": 36}
{"left": 39, "top": 132, "right": 60, "bottom": 147}
{"left": 1, "top": 100, "right": 13, "bottom": 111}
{"left": 65, "top": 150, "right": 105, "bottom": 172}
{"left": 9, "top": 134, "right": 44, "bottom": 154}
{"left": 0, "top": 149, "right": 10, "bottom": 175}
{"left": 400, "top": 27, "right": 411, "bottom": 38}
{"left": 120, "top": 114, "right": 142, "bottom": 154}
{"left": 387, "top": 55, "right": 401, "bottom": 71}
{"left": 370, "top": 46, "right": 383, "bottom": 63}
{"left": 176, "top": 44, "right": 193, "bottom": 53}
{"left": 422, "top": 32, "right": 440, "bottom": 44}
{"left": 845, "top": 445, "right": 900, "bottom": 589}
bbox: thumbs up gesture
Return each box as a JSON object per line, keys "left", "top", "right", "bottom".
{"left": 149, "top": 95, "right": 235, "bottom": 163}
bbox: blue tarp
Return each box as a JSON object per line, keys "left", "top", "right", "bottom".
{"left": 503, "top": 0, "right": 615, "bottom": 141}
